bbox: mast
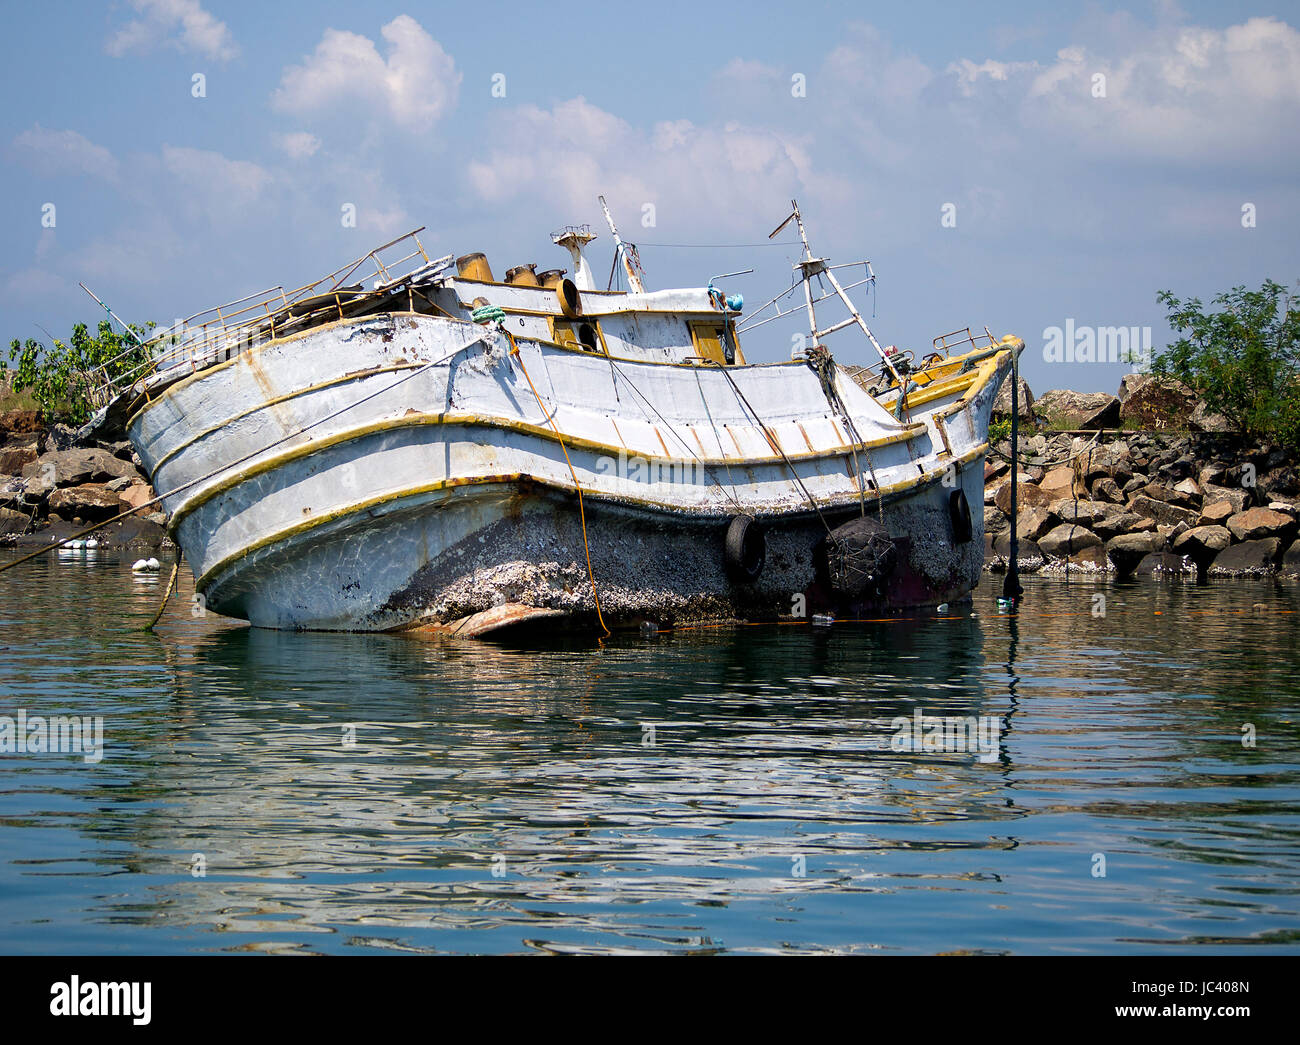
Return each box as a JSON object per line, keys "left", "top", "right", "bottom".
{"left": 769, "top": 200, "right": 904, "bottom": 388}
{"left": 598, "top": 195, "right": 645, "bottom": 293}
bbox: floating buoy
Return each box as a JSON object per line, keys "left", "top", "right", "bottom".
{"left": 936, "top": 602, "right": 949, "bottom": 613}
{"left": 132, "top": 558, "right": 161, "bottom": 573}
{"left": 85, "top": 538, "right": 99, "bottom": 550}
{"left": 811, "top": 613, "right": 835, "bottom": 627}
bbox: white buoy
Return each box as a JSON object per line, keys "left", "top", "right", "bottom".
{"left": 131, "top": 558, "right": 160, "bottom": 573}
{"left": 146, "top": 557, "right": 160, "bottom": 570}
{"left": 68, "top": 539, "right": 85, "bottom": 550}
{"left": 85, "top": 538, "right": 99, "bottom": 549}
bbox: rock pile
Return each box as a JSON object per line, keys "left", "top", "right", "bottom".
{"left": 0, "top": 409, "right": 167, "bottom": 549}
{"left": 984, "top": 429, "right": 1300, "bottom": 579}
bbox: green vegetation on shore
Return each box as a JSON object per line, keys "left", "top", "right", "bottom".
{"left": 1153, "top": 280, "right": 1300, "bottom": 449}
{"left": 3, "top": 320, "right": 154, "bottom": 425}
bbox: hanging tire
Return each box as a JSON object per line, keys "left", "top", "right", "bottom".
{"left": 724, "top": 515, "right": 765, "bottom": 583}
{"left": 949, "top": 488, "right": 973, "bottom": 543}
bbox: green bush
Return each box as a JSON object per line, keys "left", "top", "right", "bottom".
{"left": 1152, "top": 280, "right": 1300, "bottom": 448}
{"left": 2, "top": 319, "right": 154, "bottom": 425}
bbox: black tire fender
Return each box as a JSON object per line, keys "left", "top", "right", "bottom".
{"left": 949, "top": 488, "right": 973, "bottom": 543}
{"left": 724, "top": 514, "right": 765, "bottom": 583}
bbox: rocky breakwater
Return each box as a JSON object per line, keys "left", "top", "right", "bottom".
{"left": 983, "top": 377, "right": 1300, "bottom": 581}
{"left": 0, "top": 409, "right": 169, "bottom": 551}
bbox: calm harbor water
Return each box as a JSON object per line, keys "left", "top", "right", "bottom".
{"left": 1, "top": 549, "right": 1298, "bottom": 954}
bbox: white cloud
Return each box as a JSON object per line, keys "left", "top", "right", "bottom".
{"left": 277, "top": 132, "right": 321, "bottom": 159}
{"left": 162, "top": 145, "right": 271, "bottom": 206}
{"left": 963, "top": 17, "right": 1300, "bottom": 161}
{"left": 107, "top": 0, "right": 238, "bottom": 61}
{"left": 11, "top": 125, "right": 118, "bottom": 181}
{"left": 272, "top": 15, "right": 460, "bottom": 131}
{"left": 3, "top": 266, "right": 68, "bottom": 302}
{"left": 467, "top": 97, "right": 812, "bottom": 235}
{"left": 949, "top": 57, "right": 1037, "bottom": 95}
{"left": 824, "top": 24, "right": 933, "bottom": 106}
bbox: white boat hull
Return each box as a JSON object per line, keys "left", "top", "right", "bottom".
{"left": 127, "top": 312, "right": 1013, "bottom": 632}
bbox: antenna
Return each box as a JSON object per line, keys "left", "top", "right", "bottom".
{"left": 79, "top": 283, "right": 148, "bottom": 346}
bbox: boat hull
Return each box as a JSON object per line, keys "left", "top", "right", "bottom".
{"left": 126, "top": 312, "right": 1013, "bottom": 632}
{"left": 194, "top": 468, "right": 986, "bottom": 631}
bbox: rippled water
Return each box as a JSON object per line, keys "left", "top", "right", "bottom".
{"left": 1, "top": 548, "right": 1298, "bottom": 954}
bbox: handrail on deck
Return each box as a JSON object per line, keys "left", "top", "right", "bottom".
{"left": 86, "top": 228, "right": 435, "bottom": 408}
{"left": 932, "top": 326, "right": 998, "bottom": 355}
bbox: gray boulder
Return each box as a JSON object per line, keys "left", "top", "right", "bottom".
{"left": 1038, "top": 523, "right": 1102, "bottom": 558}
{"left": 1117, "top": 376, "right": 1198, "bottom": 428}
{"left": 1091, "top": 477, "right": 1124, "bottom": 503}
{"left": 1106, "top": 531, "right": 1164, "bottom": 575}
{"left": 1034, "top": 390, "right": 1121, "bottom": 430}
{"left": 1128, "top": 495, "right": 1199, "bottom": 527}
{"left": 1208, "top": 538, "right": 1282, "bottom": 577}
{"left": 1050, "top": 498, "right": 1113, "bottom": 526}
{"left": 992, "top": 377, "right": 1034, "bottom": 417}
{"left": 20, "top": 448, "right": 138, "bottom": 498}
{"left": 1201, "top": 484, "right": 1249, "bottom": 514}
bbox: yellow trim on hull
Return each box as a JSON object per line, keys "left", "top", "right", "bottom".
{"left": 141, "top": 361, "right": 426, "bottom": 480}
{"left": 164, "top": 409, "right": 930, "bottom": 532}
{"left": 193, "top": 442, "right": 990, "bottom": 595}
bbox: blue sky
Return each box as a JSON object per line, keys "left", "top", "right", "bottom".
{"left": 3, "top": 0, "right": 1298, "bottom": 394}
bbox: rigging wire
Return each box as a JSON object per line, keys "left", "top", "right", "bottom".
{"left": 0, "top": 330, "right": 492, "bottom": 576}
{"left": 602, "top": 357, "right": 746, "bottom": 515}
{"left": 701, "top": 360, "right": 834, "bottom": 535}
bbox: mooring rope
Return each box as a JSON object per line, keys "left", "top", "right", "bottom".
{"left": 502, "top": 329, "right": 610, "bottom": 639}
{"left": 143, "top": 556, "right": 180, "bottom": 632}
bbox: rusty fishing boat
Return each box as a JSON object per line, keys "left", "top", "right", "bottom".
{"left": 83, "top": 199, "right": 1020, "bottom": 637}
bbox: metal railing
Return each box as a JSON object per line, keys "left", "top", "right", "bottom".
{"left": 932, "top": 326, "right": 999, "bottom": 356}
{"left": 87, "top": 228, "right": 441, "bottom": 409}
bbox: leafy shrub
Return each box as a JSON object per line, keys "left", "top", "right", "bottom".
{"left": 1152, "top": 281, "right": 1300, "bottom": 448}
{"left": 2, "top": 320, "right": 154, "bottom": 425}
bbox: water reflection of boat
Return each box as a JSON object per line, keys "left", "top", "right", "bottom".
{"left": 68, "top": 616, "right": 1023, "bottom": 951}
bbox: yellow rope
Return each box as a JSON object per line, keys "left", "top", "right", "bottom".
{"left": 504, "top": 330, "right": 610, "bottom": 638}
{"left": 143, "top": 556, "right": 180, "bottom": 632}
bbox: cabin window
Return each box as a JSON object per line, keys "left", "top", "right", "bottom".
{"left": 688, "top": 321, "right": 744, "bottom": 365}
{"left": 551, "top": 318, "right": 605, "bottom": 353}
